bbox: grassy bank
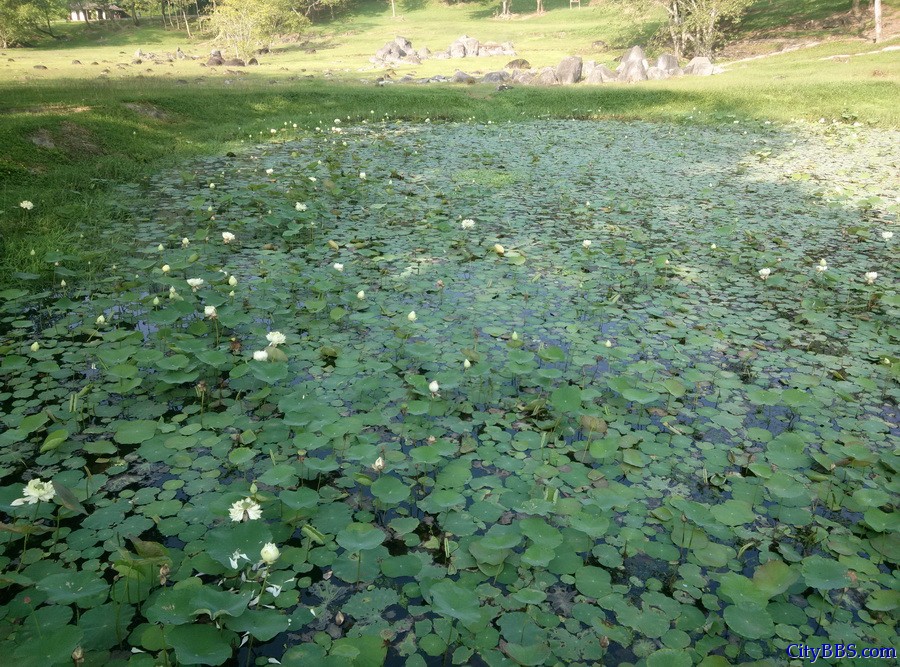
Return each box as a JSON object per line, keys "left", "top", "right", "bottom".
{"left": 0, "top": 0, "right": 898, "bottom": 280}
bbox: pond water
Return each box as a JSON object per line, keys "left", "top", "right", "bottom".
{"left": 0, "top": 118, "right": 897, "bottom": 666}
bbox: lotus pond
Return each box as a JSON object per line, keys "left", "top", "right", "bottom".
{"left": 0, "top": 117, "right": 898, "bottom": 667}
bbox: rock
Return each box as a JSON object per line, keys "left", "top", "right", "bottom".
{"left": 646, "top": 66, "right": 669, "bottom": 80}
{"left": 531, "top": 67, "right": 559, "bottom": 86}
{"left": 591, "top": 40, "right": 609, "bottom": 51}
{"left": 684, "top": 56, "right": 714, "bottom": 76}
{"left": 417, "top": 47, "right": 431, "bottom": 60}
{"left": 248, "top": 57, "right": 259, "bottom": 65}
{"left": 556, "top": 56, "right": 583, "bottom": 84}
{"left": 584, "top": 64, "right": 617, "bottom": 84}
{"left": 134, "top": 49, "right": 144, "bottom": 59}
{"left": 394, "top": 36, "right": 413, "bottom": 53}
{"left": 176, "top": 47, "right": 186, "bottom": 60}
{"left": 616, "top": 45, "right": 645, "bottom": 72}
{"left": 582, "top": 60, "right": 596, "bottom": 79}
{"left": 33, "top": 65, "right": 48, "bottom": 70}
{"left": 482, "top": 70, "right": 510, "bottom": 83}
{"left": 210, "top": 49, "right": 222, "bottom": 58}
{"left": 479, "top": 42, "right": 511, "bottom": 57}
{"left": 207, "top": 57, "right": 224, "bottom": 66}
{"left": 512, "top": 71, "right": 535, "bottom": 85}
{"left": 656, "top": 53, "right": 679, "bottom": 71}
{"left": 433, "top": 51, "right": 450, "bottom": 60}
{"left": 505, "top": 58, "right": 530, "bottom": 70}
{"left": 403, "top": 54, "right": 422, "bottom": 65}
{"left": 451, "top": 70, "right": 476, "bottom": 84}
{"left": 449, "top": 41, "right": 466, "bottom": 59}
{"left": 132, "top": 58, "right": 142, "bottom": 64}
{"left": 461, "top": 36, "right": 480, "bottom": 57}
{"left": 224, "top": 58, "right": 246, "bottom": 66}
{"left": 500, "top": 42, "right": 516, "bottom": 55}
{"left": 618, "top": 60, "right": 648, "bottom": 83}
{"left": 71, "top": 60, "right": 82, "bottom": 65}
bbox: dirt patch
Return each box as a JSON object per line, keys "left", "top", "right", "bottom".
{"left": 0, "top": 105, "right": 92, "bottom": 116}
{"left": 123, "top": 102, "right": 170, "bottom": 120}
{"left": 28, "top": 122, "right": 103, "bottom": 156}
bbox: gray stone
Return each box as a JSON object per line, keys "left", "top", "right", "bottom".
{"left": 449, "top": 41, "right": 466, "bottom": 58}
{"left": 248, "top": 57, "right": 259, "bottom": 65}
{"left": 71, "top": 60, "right": 82, "bottom": 65}
{"left": 505, "top": 58, "right": 530, "bottom": 70}
{"left": 479, "top": 42, "right": 510, "bottom": 57}
{"left": 556, "top": 55, "right": 583, "bottom": 84}
{"left": 616, "top": 46, "right": 645, "bottom": 72}
{"left": 210, "top": 49, "right": 222, "bottom": 58}
{"left": 582, "top": 60, "right": 596, "bottom": 80}
{"left": 500, "top": 42, "right": 516, "bottom": 55}
{"left": 591, "top": 40, "right": 608, "bottom": 51}
{"left": 451, "top": 70, "right": 477, "bottom": 84}
{"left": 512, "top": 71, "right": 535, "bottom": 85}
{"left": 461, "top": 36, "right": 480, "bottom": 57}
{"left": 134, "top": 49, "right": 144, "bottom": 58}
{"left": 394, "top": 36, "right": 413, "bottom": 52}
{"left": 433, "top": 51, "right": 450, "bottom": 60}
{"left": 531, "top": 67, "right": 559, "bottom": 85}
{"left": 617, "top": 60, "right": 647, "bottom": 83}
{"left": 656, "top": 53, "right": 679, "bottom": 71}
{"left": 482, "top": 70, "right": 510, "bottom": 83}
{"left": 646, "top": 66, "right": 669, "bottom": 80}
{"left": 417, "top": 47, "right": 431, "bottom": 60}
{"left": 206, "top": 57, "right": 224, "bottom": 66}
{"left": 684, "top": 56, "right": 714, "bottom": 76}
{"left": 33, "top": 64, "right": 48, "bottom": 70}
{"left": 584, "top": 64, "right": 617, "bottom": 84}
{"left": 223, "top": 58, "right": 245, "bottom": 67}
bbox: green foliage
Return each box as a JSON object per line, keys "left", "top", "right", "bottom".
{"left": 210, "top": 0, "right": 310, "bottom": 58}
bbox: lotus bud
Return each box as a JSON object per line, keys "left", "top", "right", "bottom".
{"left": 463, "top": 358, "right": 471, "bottom": 369}
{"left": 428, "top": 380, "right": 440, "bottom": 394}
{"left": 493, "top": 243, "right": 505, "bottom": 255}
{"left": 759, "top": 268, "right": 771, "bottom": 280}
{"left": 157, "top": 243, "right": 164, "bottom": 251}
{"left": 30, "top": 342, "right": 40, "bottom": 352}
{"left": 153, "top": 296, "right": 160, "bottom": 306}
{"left": 96, "top": 314, "right": 106, "bottom": 325}
{"left": 228, "top": 275, "right": 238, "bottom": 286}
{"left": 582, "top": 240, "right": 591, "bottom": 248}
{"left": 162, "top": 264, "right": 170, "bottom": 273}
{"left": 260, "top": 542, "right": 280, "bottom": 564}
{"left": 605, "top": 340, "right": 613, "bottom": 348}
{"left": 60, "top": 279, "right": 67, "bottom": 287}
{"left": 372, "top": 457, "right": 385, "bottom": 472}
{"left": 865, "top": 271, "right": 878, "bottom": 284}
{"left": 407, "top": 311, "right": 417, "bottom": 322}
{"left": 357, "top": 290, "right": 365, "bottom": 300}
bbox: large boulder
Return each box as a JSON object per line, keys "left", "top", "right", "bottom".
{"left": 394, "top": 36, "right": 413, "bottom": 53}
{"left": 616, "top": 46, "right": 645, "bottom": 72}
{"left": 206, "top": 56, "right": 224, "bottom": 67}
{"left": 449, "top": 40, "right": 466, "bottom": 58}
{"left": 646, "top": 66, "right": 669, "bottom": 80}
{"left": 482, "top": 70, "right": 511, "bottom": 84}
{"left": 451, "top": 70, "right": 477, "bottom": 84}
{"left": 582, "top": 60, "right": 596, "bottom": 80}
{"left": 617, "top": 60, "right": 648, "bottom": 82}
{"left": 656, "top": 53, "right": 679, "bottom": 71}
{"left": 556, "top": 56, "right": 583, "bottom": 84}
{"left": 584, "top": 64, "right": 617, "bottom": 84}
{"left": 432, "top": 50, "right": 450, "bottom": 60}
{"left": 417, "top": 47, "right": 431, "bottom": 60}
{"left": 479, "top": 42, "right": 513, "bottom": 57}
{"left": 683, "top": 56, "right": 714, "bottom": 76}
{"left": 461, "top": 36, "right": 481, "bottom": 57}
{"left": 224, "top": 58, "right": 245, "bottom": 67}
{"left": 512, "top": 71, "right": 535, "bottom": 85}
{"left": 531, "top": 67, "right": 559, "bottom": 85}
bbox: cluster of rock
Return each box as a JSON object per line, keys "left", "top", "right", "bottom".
{"left": 205, "top": 49, "right": 260, "bottom": 67}
{"left": 371, "top": 35, "right": 515, "bottom": 66}
{"left": 131, "top": 47, "right": 194, "bottom": 65}
{"left": 378, "top": 46, "right": 723, "bottom": 87}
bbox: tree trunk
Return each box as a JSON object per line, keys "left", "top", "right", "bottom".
{"left": 536, "top": 0, "right": 543, "bottom": 12}
{"left": 390, "top": 0, "right": 396, "bottom": 17}
{"left": 874, "top": 0, "right": 882, "bottom": 42}
{"left": 182, "top": 8, "right": 192, "bottom": 37}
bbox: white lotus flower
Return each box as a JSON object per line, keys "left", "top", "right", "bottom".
{"left": 428, "top": 380, "right": 440, "bottom": 394}
{"left": 228, "top": 550, "right": 250, "bottom": 569}
{"left": 228, "top": 275, "right": 238, "bottom": 286}
{"left": 181, "top": 237, "right": 190, "bottom": 247}
{"left": 30, "top": 341, "right": 40, "bottom": 352}
{"left": 29, "top": 249, "right": 35, "bottom": 256}
{"left": 333, "top": 263, "right": 344, "bottom": 272}
{"left": 816, "top": 262, "right": 827, "bottom": 272}
{"left": 187, "top": 278, "right": 204, "bottom": 291}
{"left": 222, "top": 231, "right": 235, "bottom": 244}
{"left": 266, "top": 331, "right": 286, "bottom": 346}
{"left": 260, "top": 543, "right": 280, "bottom": 565}
{"left": 882, "top": 231, "right": 894, "bottom": 240}
{"left": 19, "top": 200, "right": 34, "bottom": 210}
{"left": 372, "top": 456, "right": 385, "bottom": 472}
{"left": 309, "top": 177, "right": 317, "bottom": 182}
{"left": 605, "top": 340, "right": 613, "bottom": 348}
{"left": 710, "top": 244, "right": 717, "bottom": 250}
{"left": 204, "top": 305, "right": 217, "bottom": 319}
{"left": 357, "top": 290, "right": 365, "bottom": 300}
{"left": 60, "top": 280, "right": 66, "bottom": 288}
{"left": 161, "top": 264, "right": 170, "bottom": 273}
{"left": 493, "top": 244, "right": 505, "bottom": 255}
{"left": 253, "top": 350, "right": 268, "bottom": 361}
{"left": 511, "top": 332, "right": 519, "bottom": 341}
{"left": 265, "top": 168, "right": 274, "bottom": 175}
{"left": 157, "top": 243, "right": 164, "bottom": 251}
{"left": 229, "top": 498, "right": 262, "bottom": 522}
{"left": 209, "top": 183, "right": 216, "bottom": 189}
{"left": 11, "top": 478, "right": 55, "bottom": 505}
{"left": 295, "top": 202, "right": 307, "bottom": 212}
{"left": 865, "top": 271, "right": 878, "bottom": 284}
{"left": 463, "top": 358, "right": 471, "bottom": 369}
{"left": 759, "top": 268, "right": 771, "bottom": 280}
{"left": 359, "top": 171, "right": 366, "bottom": 180}
{"left": 461, "top": 219, "right": 475, "bottom": 230}
{"left": 407, "top": 311, "right": 417, "bottom": 322}
{"left": 582, "top": 240, "right": 592, "bottom": 248}
{"left": 96, "top": 314, "right": 106, "bottom": 325}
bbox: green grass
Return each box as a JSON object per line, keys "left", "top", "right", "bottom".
{"left": 741, "top": 0, "right": 900, "bottom": 36}
{"left": 1, "top": 0, "right": 898, "bottom": 280}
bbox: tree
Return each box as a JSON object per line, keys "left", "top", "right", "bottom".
{"left": 210, "top": 0, "right": 309, "bottom": 59}
{"left": 874, "top": 0, "right": 882, "bottom": 42}
{"left": 623, "top": 0, "right": 751, "bottom": 58}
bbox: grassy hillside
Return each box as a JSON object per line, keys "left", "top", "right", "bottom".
{"left": 0, "top": 0, "right": 897, "bottom": 277}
